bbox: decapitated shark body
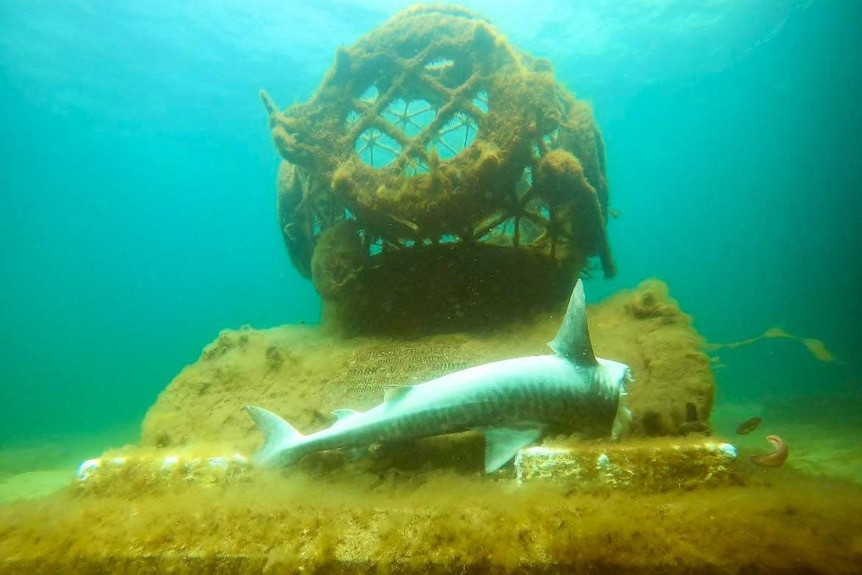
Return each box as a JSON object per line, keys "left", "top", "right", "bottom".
{"left": 245, "top": 280, "right": 633, "bottom": 473}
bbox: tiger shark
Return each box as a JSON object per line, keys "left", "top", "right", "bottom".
{"left": 245, "top": 280, "right": 633, "bottom": 473}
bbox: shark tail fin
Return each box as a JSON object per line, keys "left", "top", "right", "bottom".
{"left": 244, "top": 405, "right": 306, "bottom": 467}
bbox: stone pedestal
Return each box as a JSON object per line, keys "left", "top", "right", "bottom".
{"left": 4, "top": 281, "right": 862, "bottom": 574}
{"left": 141, "top": 279, "right": 715, "bottom": 455}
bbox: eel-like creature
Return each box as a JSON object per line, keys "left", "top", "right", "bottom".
{"left": 245, "top": 279, "right": 633, "bottom": 473}
{"left": 750, "top": 434, "right": 788, "bottom": 467}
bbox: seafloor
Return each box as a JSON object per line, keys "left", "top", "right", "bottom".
{"left": 2, "top": 281, "right": 860, "bottom": 574}
{"left": 1, "top": 410, "right": 861, "bottom": 574}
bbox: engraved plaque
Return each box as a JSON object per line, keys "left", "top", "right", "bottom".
{"left": 341, "top": 344, "right": 471, "bottom": 404}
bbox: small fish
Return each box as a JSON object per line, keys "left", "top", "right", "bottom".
{"left": 750, "top": 434, "right": 788, "bottom": 467}
{"left": 735, "top": 416, "right": 762, "bottom": 435}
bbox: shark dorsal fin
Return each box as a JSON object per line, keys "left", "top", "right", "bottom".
{"left": 547, "top": 279, "right": 598, "bottom": 366}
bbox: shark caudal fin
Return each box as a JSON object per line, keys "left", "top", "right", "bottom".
{"left": 547, "top": 279, "right": 597, "bottom": 366}
{"left": 244, "top": 405, "right": 306, "bottom": 467}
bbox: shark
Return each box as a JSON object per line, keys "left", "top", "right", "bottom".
{"left": 245, "top": 279, "right": 633, "bottom": 473}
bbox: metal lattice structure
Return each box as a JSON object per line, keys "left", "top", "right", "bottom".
{"left": 262, "top": 5, "right": 616, "bottom": 332}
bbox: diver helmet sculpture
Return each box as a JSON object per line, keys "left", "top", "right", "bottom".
{"left": 262, "top": 6, "right": 615, "bottom": 332}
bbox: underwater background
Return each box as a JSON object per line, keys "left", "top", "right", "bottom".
{"left": 1, "top": 0, "right": 859, "bottom": 459}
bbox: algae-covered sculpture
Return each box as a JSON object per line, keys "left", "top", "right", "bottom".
{"left": 262, "top": 5, "right": 616, "bottom": 332}
{"left": 245, "top": 280, "right": 632, "bottom": 473}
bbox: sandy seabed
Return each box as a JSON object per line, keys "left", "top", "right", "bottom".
{"left": 1, "top": 410, "right": 861, "bottom": 574}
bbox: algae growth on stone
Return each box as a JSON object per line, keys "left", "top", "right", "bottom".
{"left": 262, "top": 5, "right": 616, "bottom": 333}
{"left": 141, "top": 279, "right": 714, "bottom": 456}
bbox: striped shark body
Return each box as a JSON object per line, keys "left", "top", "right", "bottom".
{"left": 245, "top": 280, "right": 633, "bottom": 473}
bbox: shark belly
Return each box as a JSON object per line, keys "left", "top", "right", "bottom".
{"left": 295, "top": 355, "right": 619, "bottom": 460}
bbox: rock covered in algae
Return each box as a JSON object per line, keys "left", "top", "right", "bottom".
{"left": 141, "top": 279, "right": 714, "bottom": 459}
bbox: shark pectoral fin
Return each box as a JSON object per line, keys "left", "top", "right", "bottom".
{"left": 482, "top": 427, "right": 543, "bottom": 473}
